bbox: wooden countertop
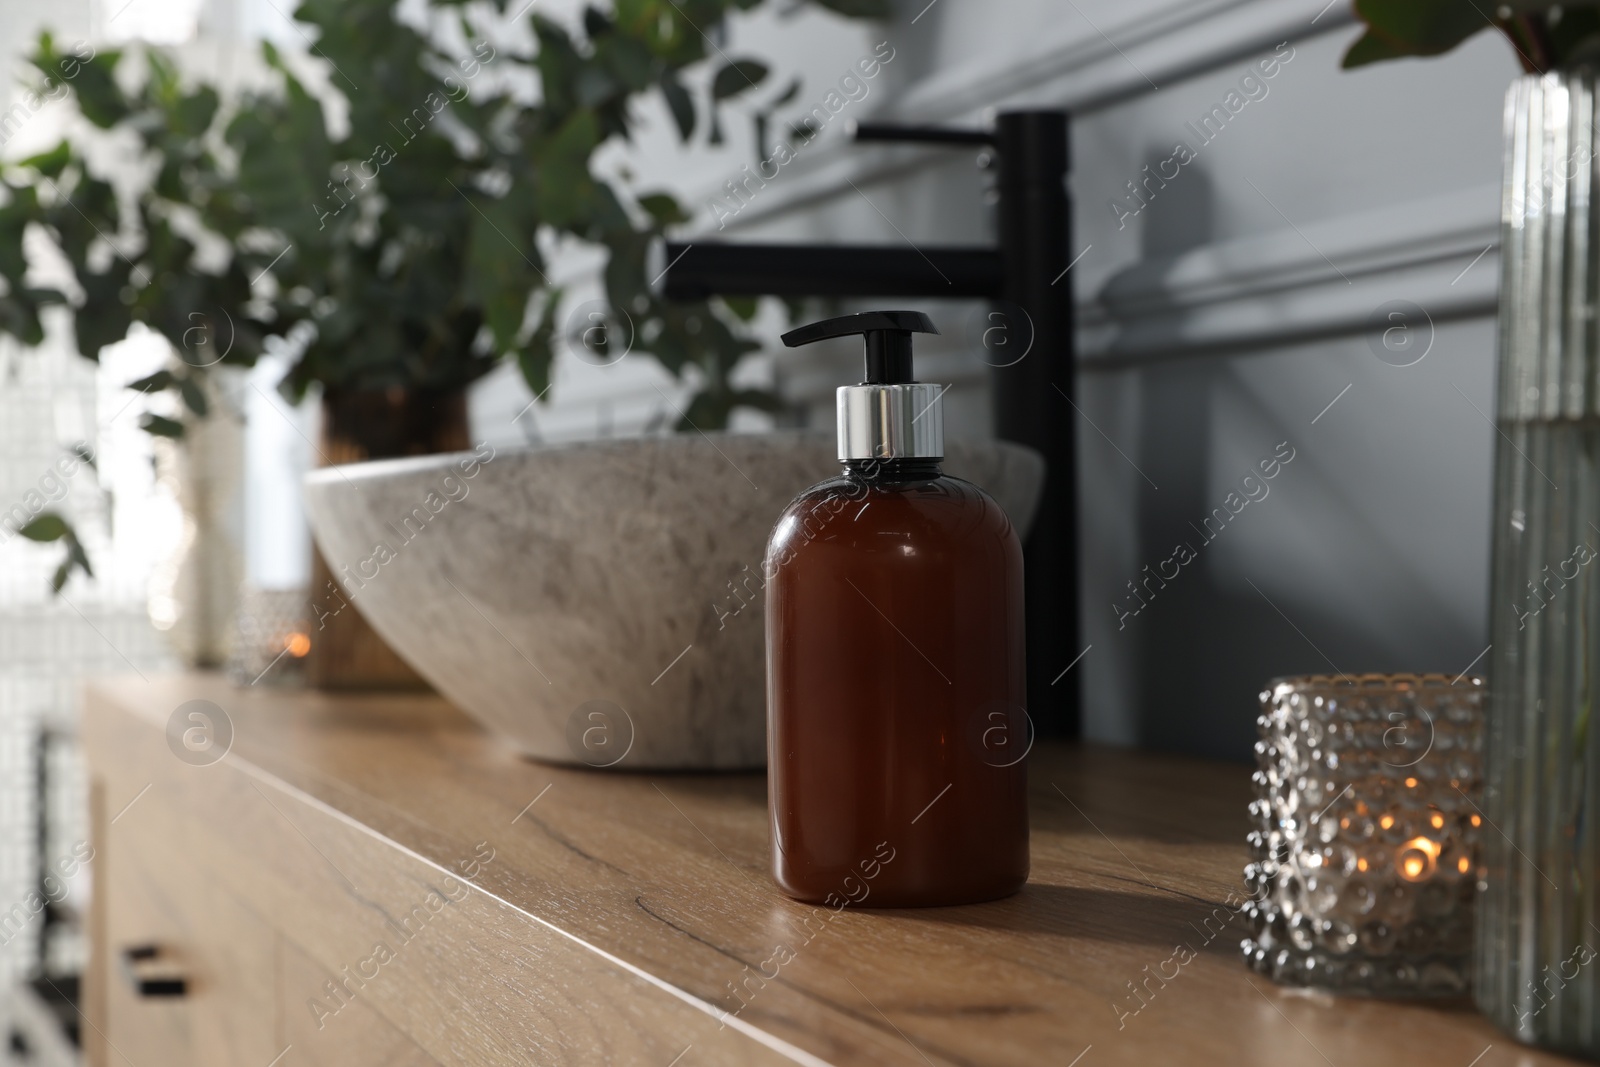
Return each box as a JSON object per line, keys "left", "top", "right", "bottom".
{"left": 88, "top": 675, "right": 1577, "bottom": 1067}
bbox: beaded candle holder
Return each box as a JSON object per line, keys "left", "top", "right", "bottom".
{"left": 226, "top": 586, "right": 312, "bottom": 687}
{"left": 1242, "top": 673, "right": 1484, "bottom": 995}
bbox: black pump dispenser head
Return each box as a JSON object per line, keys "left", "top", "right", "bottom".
{"left": 781, "top": 310, "right": 945, "bottom": 461}
{"left": 780, "top": 310, "right": 938, "bottom": 384}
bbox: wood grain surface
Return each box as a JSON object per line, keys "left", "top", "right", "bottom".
{"left": 82, "top": 675, "right": 1581, "bottom": 1067}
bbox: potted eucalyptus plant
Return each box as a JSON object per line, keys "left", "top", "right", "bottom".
{"left": 1346, "top": 1, "right": 1600, "bottom": 1054}
{"left": 0, "top": 0, "right": 882, "bottom": 676}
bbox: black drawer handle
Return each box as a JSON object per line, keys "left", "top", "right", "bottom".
{"left": 120, "top": 944, "right": 187, "bottom": 997}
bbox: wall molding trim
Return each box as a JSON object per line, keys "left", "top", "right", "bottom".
{"left": 771, "top": 183, "right": 1502, "bottom": 406}
{"left": 1078, "top": 183, "right": 1501, "bottom": 369}
{"left": 886, "top": 0, "right": 1351, "bottom": 122}
{"left": 713, "top": 0, "right": 1356, "bottom": 232}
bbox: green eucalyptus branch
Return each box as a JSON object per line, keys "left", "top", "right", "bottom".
{"left": 229, "top": 0, "right": 875, "bottom": 423}
{"left": 16, "top": 513, "right": 93, "bottom": 593}
{"left": 0, "top": 0, "right": 883, "bottom": 594}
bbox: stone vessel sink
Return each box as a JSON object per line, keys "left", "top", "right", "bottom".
{"left": 303, "top": 431, "right": 1044, "bottom": 769}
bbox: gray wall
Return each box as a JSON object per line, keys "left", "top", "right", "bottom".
{"left": 690, "top": 0, "right": 1518, "bottom": 759}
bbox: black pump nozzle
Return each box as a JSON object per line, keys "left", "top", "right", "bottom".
{"left": 780, "top": 310, "right": 938, "bottom": 385}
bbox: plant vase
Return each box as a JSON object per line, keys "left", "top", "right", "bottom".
{"left": 147, "top": 367, "right": 245, "bottom": 669}
{"left": 304, "top": 385, "right": 470, "bottom": 690}
{"left": 1480, "top": 69, "right": 1600, "bottom": 1056}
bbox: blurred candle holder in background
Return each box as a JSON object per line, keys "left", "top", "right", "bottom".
{"left": 226, "top": 585, "right": 311, "bottom": 687}
{"left": 1243, "top": 673, "right": 1484, "bottom": 995}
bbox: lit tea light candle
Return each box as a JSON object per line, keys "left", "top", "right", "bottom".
{"left": 1396, "top": 836, "right": 1440, "bottom": 882}
{"left": 1243, "top": 673, "right": 1484, "bottom": 995}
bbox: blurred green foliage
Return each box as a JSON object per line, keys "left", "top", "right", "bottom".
{"left": 16, "top": 512, "right": 92, "bottom": 594}
{"left": 0, "top": 0, "right": 884, "bottom": 589}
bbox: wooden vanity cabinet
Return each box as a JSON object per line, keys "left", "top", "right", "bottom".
{"left": 82, "top": 676, "right": 1581, "bottom": 1067}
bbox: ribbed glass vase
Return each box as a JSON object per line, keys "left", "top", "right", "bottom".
{"left": 1479, "top": 71, "right": 1600, "bottom": 1056}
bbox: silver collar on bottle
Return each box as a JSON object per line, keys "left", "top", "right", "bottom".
{"left": 836, "top": 383, "right": 945, "bottom": 461}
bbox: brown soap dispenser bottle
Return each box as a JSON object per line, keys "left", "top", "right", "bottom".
{"left": 765, "top": 310, "right": 1029, "bottom": 908}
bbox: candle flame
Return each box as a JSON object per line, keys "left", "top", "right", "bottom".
{"left": 1395, "top": 836, "right": 1441, "bottom": 882}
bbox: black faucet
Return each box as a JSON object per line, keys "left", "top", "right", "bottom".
{"left": 657, "top": 110, "right": 1079, "bottom": 738}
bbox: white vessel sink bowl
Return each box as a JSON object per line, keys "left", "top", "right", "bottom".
{"left": 303, "top": 431, "right": 1044, "bottom": 769}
